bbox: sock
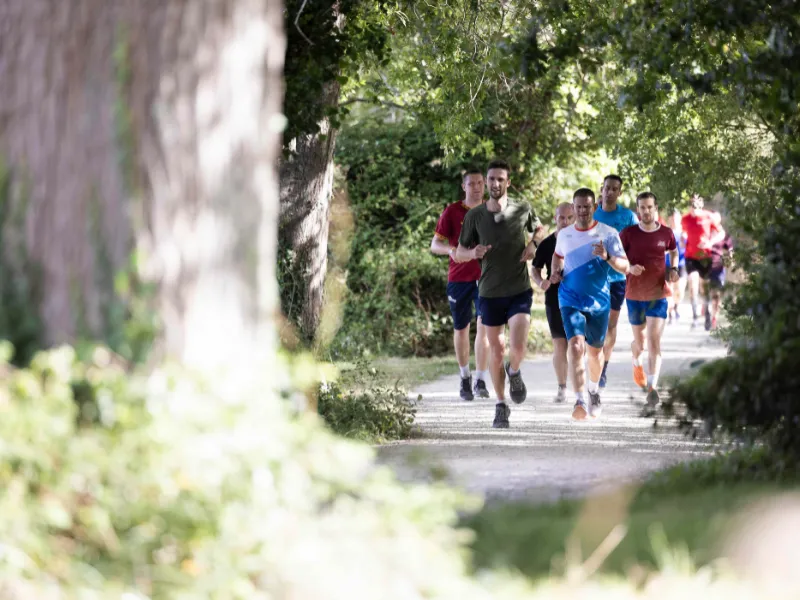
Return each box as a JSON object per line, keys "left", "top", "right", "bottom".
{"left": 632, "top": 355, "right": 642, "bottom": 367}
{"left": 692, "top": 302, "right": 699, "bottom": 319}
{"left": 508, "top": 365, "right": 520, "bottom": 376}
{"left": 476, "top": 370, "right": 488, "bottom": 381}
{"left": 459, "top": 365, "right": 470, "bottom": 378}
{"left": 576, "top": 391, "right": 585, "bottom": 403}
{"left": 587, "top": 379, "right": 599, "bottom": 393}
{"left": 497, "top": 399, "right": 507, "bottom": 406}
{"left": 558, "top": 383, "right": 566, "bottom": 390}
{"left": 647, "top": 374, "right": 654, "bottom": 389}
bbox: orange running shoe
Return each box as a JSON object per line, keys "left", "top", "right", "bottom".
{"left": 633, "top": 363, "right": 647, "bottom": 390}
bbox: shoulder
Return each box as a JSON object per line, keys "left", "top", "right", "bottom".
{"left": 597, "top": 222, "right": 618, "bottom": 236}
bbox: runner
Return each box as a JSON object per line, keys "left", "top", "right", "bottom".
{"left": 593, "top": 175, "right": 638, "bottom": 389}
{"left": 666, "top": 209, "right": 688, "bottom": 324}
{"left": 431, "top": 168, "right": 490, "bottom": 400}
{"left": 532, "top": 202, "right": 575, "bottom": 403}
{"left": 619, "top": 192, "right": 679, "bottom": 407}
{"left": 550, "top": 188, "right": 630, "bottom": 420}
{"left": 681, "top": 194, "right": 726, "bottom": 330}
{"left": 456, "top": 159, "right": 545, "bottom": 428}
{"left": 707, "top": 232, "right": 734, "bottom": 331}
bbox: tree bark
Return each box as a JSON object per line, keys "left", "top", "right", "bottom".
{"left": 138, "top": 0, "right": 286, "bottom": 371}
{"left": 0, "top": 0, "right": 131, "bottom": 344}
{"left": 279, "top": 79, "right": 340, "bottom": 345}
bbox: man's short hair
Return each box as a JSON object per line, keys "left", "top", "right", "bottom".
{"left": 636, "top": 191, "right": 658, "bottom": 206}
{"left": 462, "top": 167, "right": 483, "bottom": 181}
{"left": 573, "top": 188, "right": 596, "bottom": 202}
{"left": 487, "top": 159, "right": 511, "bottom": 175}
{"left": 603, "top": 174, "right": 624, "bottom": 187}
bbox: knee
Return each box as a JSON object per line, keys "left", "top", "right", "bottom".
{"left": 568, "top": 338, "right": 584, "bottom": 358}
{"left": 489, "top": 336, "right": 505, "bottom": 356}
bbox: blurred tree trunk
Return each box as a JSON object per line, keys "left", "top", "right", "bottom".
{"left": 0, "top": 0, "right": 132, "bottom": 345}
{"left": 278, "top": 79, "right": 339, "bottom": 346}
{"left": 135, "top": 0, "right": 286, "bottom": 370}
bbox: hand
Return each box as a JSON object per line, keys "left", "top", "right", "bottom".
{"left": 473, "top": 244, "right": 492, "bottom": 259}
{"left": 592, "top": 242, "right": 608, "bottom": 260}
{"left": 538, "top": 279, "right": 551, "bottom": 292}
{"left": 550, "top": 271, "right": 563, "bottom": 284}
{"left": 520, "top": 242, "right": 536, "bottom": 262}
{"left": 629, "top": 264, "right": 645, "bottom": 276}
{"left": 668, "top": 268, "right": 680, "bottom": 283}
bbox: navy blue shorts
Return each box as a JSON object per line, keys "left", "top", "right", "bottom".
{"left": 709, "top": 268, "right": 726, "bottom": 289}
{"left": 447, "top": 281, "right": 480, "bottom": 330}
{"left": 479, "top": 289, "right": 533, "bottom": 327}
{"left": 626, "top": 298, "right": 668, "bottom": 326}
{"left": 561, "top": 306, "right": 610, "bottom": 348}
{"left": 609, "top": 280, "right": 626, "bottom": 311}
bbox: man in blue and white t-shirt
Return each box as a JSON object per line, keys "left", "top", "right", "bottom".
{"left": 593, "top": 175, "right": 638, "bottom": 389}
{"left": 551, "top": 188, "right": 631, "bottom": 421}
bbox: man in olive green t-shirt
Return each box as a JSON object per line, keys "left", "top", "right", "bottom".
{"left": 456, "top": 159, "right": 544, "bottom": 428}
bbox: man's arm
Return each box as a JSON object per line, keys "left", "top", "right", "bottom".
{"left": 667, "top": 248, "right": 680, "bottom": 282}
{"left": 592, "top": 235, "right": 630, "bottom": 275}
{"left": 550, "top": 253, "right": 565, "bottom": 283}
{"left": 430, "top": 234, "right": 461, "bottom": 262}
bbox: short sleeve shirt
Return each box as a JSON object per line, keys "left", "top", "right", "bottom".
{"left": 681, "top": 210, "right": 723, "bottom": 260}
{"left": 434, "top": 201, "right": 482, "bottom": 282}
{"left": 532, "top": 233, "right": 559, "bottom": 307}
{"left": 620, "top": 224, "right": 677, "bottom": 301}
{"left": 555, "top": 221, "right": 626, "bottom": 313}
{"left": 594, "top": 205, "right": 639, "bottom": 283}
{"left": 459, "top": 199, "right": 541, "bottom": 298}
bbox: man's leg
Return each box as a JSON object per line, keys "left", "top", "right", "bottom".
{"left": 473, "top": 317, "right": 490, "bottom": 397}
{"left": 562, "top": 306, "right": 591, "bottom": 419}
{"left": 503, "top": 292, "right": 533, "bottom": 404}
{"left": 553, "top": 338, "right": 568, "bottom": 400}
{"left": 687, "top": 265, "right": 701, "bottom": 324}
{"left": 448, "top": 282, "right": 474, "bottom": 401}
{"left": 585, "top": 309, "right": 611, "bottom": 417}
{"left": 453, "top": 325, "right": 470, "bottom": 370}
{"left": 507, "top": 312, "right": 530, "bottom": 371}
{"left": 600, "top": 281, "right": 625, "bottom": 388}
{"left": 627, "top": 299, "right": 648, "bottom": 389}
{"left": 484, "top": 325, "right": 506, "bottom": 401}
{"left": 644, "top": 310, "right": 667, "bottom": 406}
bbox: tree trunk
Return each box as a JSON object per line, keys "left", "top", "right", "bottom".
{"left": 279, "top": 80, "right": 340, "bottom": 346}
{"left": 138, "top": 0, "right": 286, "bottom": 371}
{"left": 0, "top": 0, "right": 132, "bottom": 345}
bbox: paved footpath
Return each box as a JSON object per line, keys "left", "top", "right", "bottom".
{"left": 377, "top": 305, "right": 727, "bottom": 503}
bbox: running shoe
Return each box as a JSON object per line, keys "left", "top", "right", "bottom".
{"left": 572, "top": 399, "right": 588, "bottom": 421}
{"left": 633, "top": 363, "right": 647, "bottom": 390}
{"left": 599, "top": 366, "right": 608, "bottom": 389}
{"left": 473, "top": 378, "right": 490, "bottom": 399}
{"left": 588, "top": 391, "right": 602, "bottom": 418}
{"left": 704, "top": 311, "right": 712, "bottom": 331}
{"left": 646, "top": 387, "right": 660, "bottom": 407}
{"left": 492, "top": 402, "right": 510, "bottom": 428}
{"left": 554, "top": 386, "right": 566, "bottom": 403}
{"left": 460, "top": 376, "right": 474, "bottom": 401}
{"left": 505, "top": 362, "right": 527, "bottom": 404}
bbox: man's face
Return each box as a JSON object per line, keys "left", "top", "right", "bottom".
{"left": 555, "top": 206, "right": 576, "bottom": 231}
{"left": 691, "top": 194, "right": 704, "bottom": 210}
{"left": 601, "top": 178, "right": 622, "bottom": 204}
{"left": 462, "top": 174, "right": 484, "bottom": 203}
{"left": 637, "top": 197, "right": 658, "bottom": 224}
{"left": 573, "top": 195, "right": 595, "bottom": 226}
{"left": 486, "top": 168, "right": 509, "bottom": 200}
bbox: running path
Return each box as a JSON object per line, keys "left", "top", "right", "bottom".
{"left": 376, "top": 304, "right": 726, "bottom": 503}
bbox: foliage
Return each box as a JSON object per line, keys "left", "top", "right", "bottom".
{"left": 318, "top": 360, "right": 417, "bottom": 443}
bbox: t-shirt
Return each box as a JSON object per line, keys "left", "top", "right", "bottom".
{"left": 594, "top": 204, "right": 639, "bottom": 283}
{"left": 710, "top": 235, "right": 734, "bottom": 271}
{"left": 434, "top": 201, "right": 482, "bottom": 282}
{"left": 554, "top": 221, "right": 626, "bottom": 313}
{"left": 620, "top": 224, "right": 678, "bottom": 301}
{"left": 459, "top": 199, "right": 541, "bottom": 298}
{"left": 532, "top": 232, "right": 560, "bottom": 307}
{"left": 681, "top": 210, "right": 723, "bottom": 260}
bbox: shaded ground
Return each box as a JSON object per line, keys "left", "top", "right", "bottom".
{"left": 377, "top": 305, "right": 726, "bottom": 503}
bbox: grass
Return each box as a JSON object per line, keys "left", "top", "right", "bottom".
{"left": 463, "top": 449, "right": 800, "bottom": 581}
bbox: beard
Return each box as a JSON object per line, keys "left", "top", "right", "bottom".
{"left": 489, "top": 187, "right": 505, "bottom": 200}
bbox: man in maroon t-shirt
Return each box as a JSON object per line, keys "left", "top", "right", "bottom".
{"left": 430, "top": 168, "right": 490, "bottom": 401}
{"left": 620, "top": 192, "right": 679, "bottom": 407}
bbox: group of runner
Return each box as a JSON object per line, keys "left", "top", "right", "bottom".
{"left": 432, "top": 161, "right": 733, "bottom": 428}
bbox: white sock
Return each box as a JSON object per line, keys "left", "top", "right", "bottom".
{"left": 476, "top": 370, "right": 488, "bottom": 381}
{"left": 576, "top": 391, "right": 585, "bottom": 403}
{"left": 507, "top": 365, "right": 520, "bottom": 376}
{"left": 632, "top": 355, "right": 642, "bottom": 367}
{"left": 459, "top": 365, "right": 470, "bottom": 378}
{"left": 647, "top": 375, "right": 654, "bottom": 389}
{"left": 587, "top": 379, "right": 599, "bottom": 393}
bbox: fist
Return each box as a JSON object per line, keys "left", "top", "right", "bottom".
{"left": 520, "top": 244, "right": 536, "bottom": 262}
{"left": 668, "top": 268, "right": 680, "bottom": 283}
{"left": 592, "top": 242, "right": 608, "bottom": 260}
{"left": 550, "top": 271, "right": 563, "bottom": 284}
{"left": 473, "top": 244, "right": 491, "bottom": 259}
{"left": 539, "top": 279, "right": 551, "bottom": 292}
{"left": 629, "top": 264, "right": 645, "bottom": 276}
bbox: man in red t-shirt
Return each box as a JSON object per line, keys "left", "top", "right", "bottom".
{"left": 620, "top": 192, "right": 679, "bottom": 407}
{"left": 430, "top": 168, "right": 489, "bottom": 401}
{"left": 681, "top": 194, "right": 726, "bottom": 329}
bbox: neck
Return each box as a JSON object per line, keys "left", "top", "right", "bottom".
{"left": 639, "top": 221, "right": 659, "bottom": 232}
{"left": 576, "top": 219, "right": 595, "bottom": 230}
{"left": 464, "top": 197, "right": 483, "bottom": 209}
{"left": 602, "top": 199, "right": 618, "bottom": 211}
{"left": 486, "top": 195, "right": 508, "bottom": 212}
